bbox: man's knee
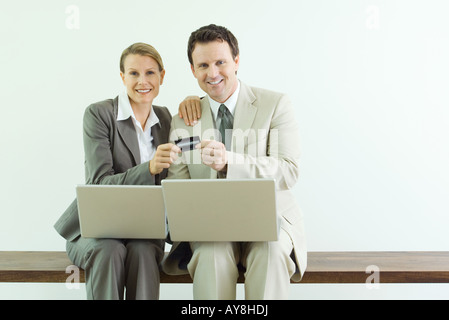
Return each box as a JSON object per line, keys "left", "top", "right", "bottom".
{"left": 188, "top": 242, "right": 239, "bottom": 274}
{"left": 191, "top": 242, "right": 236, "bottom": 259}
{"left": 245, "top": 240, "right": 292, "bottom": 271}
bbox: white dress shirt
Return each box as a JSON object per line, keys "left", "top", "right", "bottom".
{"left": 207, "top": 80, "right": 241, "bottom": 129}
{"left": 117, "top": 89, "right": 159, "bottom": 164}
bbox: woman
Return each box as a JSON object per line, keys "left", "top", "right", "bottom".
{"left": 55, "top": 43, "right": 183, "bottom": 299}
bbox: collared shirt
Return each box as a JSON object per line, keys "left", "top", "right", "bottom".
{"left": 117, "top": 89, "right": 159, "bottom": 164}
{"left": 208, "top": 80, "right": 241, "bottom": 129}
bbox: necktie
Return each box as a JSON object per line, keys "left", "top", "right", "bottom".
{"left": 218, "top": 104, "right": 234, "bottom": 150}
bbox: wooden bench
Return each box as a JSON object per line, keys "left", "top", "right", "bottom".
{"left": 1, "top": 251, "right": 449, "bottom": 284}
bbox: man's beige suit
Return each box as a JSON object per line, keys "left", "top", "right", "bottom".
{"left": 162, "top": 81, "right": 307, "bottom": 298}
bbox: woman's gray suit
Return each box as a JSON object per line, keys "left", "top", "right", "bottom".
{"left": 54, "top": 96, "right": 172, "bottom": 299}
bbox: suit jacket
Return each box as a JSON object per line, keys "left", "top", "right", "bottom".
{"left": 54, "top": 96, "right": 172, "bottom": 242}
{"left": 162, "top": 81, "right": 307, "bottom": 281}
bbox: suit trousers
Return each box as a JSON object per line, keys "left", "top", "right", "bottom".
{"left": 66, "top": 237, "right": 164, "bottom": 300}
{"left": 187, "top": 228, "right": 295, "bottom": 300}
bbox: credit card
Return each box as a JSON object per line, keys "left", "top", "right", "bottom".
{"left": 175, "top": 136, "right": 200, "bottom": 152}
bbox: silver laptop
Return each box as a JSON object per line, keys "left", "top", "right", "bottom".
{"left": 76, "top": 185, "right": 166, "bottom": 239}
{"left": 162, "top": 179, "right": 278, "bottom": 242}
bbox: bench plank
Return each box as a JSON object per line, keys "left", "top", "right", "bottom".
{"left": 1, "top": 251, "right": 448, "bottom": 284}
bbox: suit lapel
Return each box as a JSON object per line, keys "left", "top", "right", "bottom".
{"left": 117, "top": 118, "right": 141, "bottom": 165}
{"left": 114, "top": 97, "right": 141, "bottom": 165}
{"left": 199, "top": 98, "right": 218, "bottom": 141}
{"left": 232, "top": 82, "right": 257, "bottom": 150}
{"left": 150, "top": 121, "right": 162, "bottom": 185}
{"left": 196, "top": 98, "right": 219, "bottom": 179}
{"left": 151, "top": 106, "right": 165, "bottom": 148}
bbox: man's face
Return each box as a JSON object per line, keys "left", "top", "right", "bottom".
{"left": 190, "top": 40, "right": 240, "bottom": 103}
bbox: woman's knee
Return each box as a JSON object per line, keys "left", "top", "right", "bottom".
{"left": 86, "top": 239, "right": 127, "bottom": 269}
{"left": 125, "top": 239, "right": 164, "bottom": 263}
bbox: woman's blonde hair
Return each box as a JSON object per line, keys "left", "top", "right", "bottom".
{"left": 120, "top": 42, "right": 164, "bottom": 72}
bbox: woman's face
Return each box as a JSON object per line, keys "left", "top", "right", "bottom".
{"left": 120, "top": 54, "right": 165, "bottom": 108}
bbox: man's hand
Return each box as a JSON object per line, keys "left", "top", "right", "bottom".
{"left": 178, "top": 95, "right": 201, "bottom": 126}
{"left": 196, "top": 140, "right": 227, "bottom": 172}
{"left": 149, "top": 143, "right": 181, "bottom": 175}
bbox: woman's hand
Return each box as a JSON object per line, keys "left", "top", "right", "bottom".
{"left": 178, "top": 95, "right": 201, "bottom": 126}
{"left": 149, "top": 143, "right": 181, "bottom": 175}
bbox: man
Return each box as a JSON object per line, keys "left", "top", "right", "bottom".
{"left": 163, "top": 24, "right": 307, "bottom": 299}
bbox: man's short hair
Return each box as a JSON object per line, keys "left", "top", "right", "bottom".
{"left": 187, "top": 24, "right": 239, "bottom": 65}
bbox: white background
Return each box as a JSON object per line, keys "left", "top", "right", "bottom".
{"left": 0, "top": 0, "right": 448, "bottom": 299}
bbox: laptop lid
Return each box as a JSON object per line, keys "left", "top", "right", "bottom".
{"left": 162, "top": 179, "right": 278, "bottom": 242}
{"left": 76, "top": 185, "right": 166, "bottom": 239}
